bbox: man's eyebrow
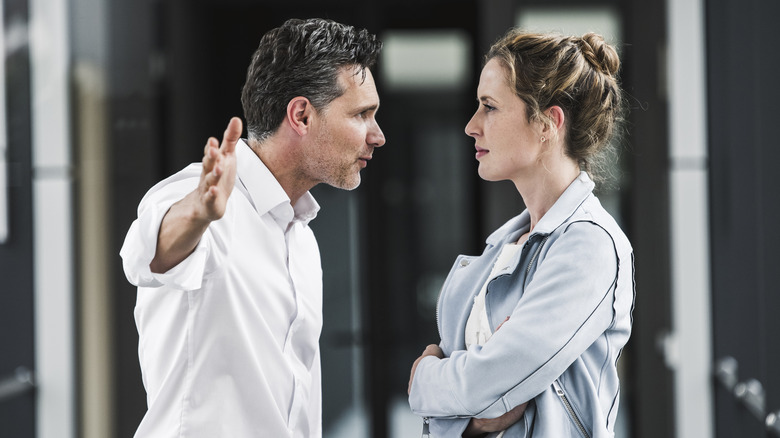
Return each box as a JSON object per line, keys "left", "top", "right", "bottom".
{"left": 356, "top": 103, "right": 379, "bottom": 113}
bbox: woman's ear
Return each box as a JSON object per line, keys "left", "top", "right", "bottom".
{"left": 545, "top": 106, "right": 566, "bottom": 134}
{"left": 286, "top": 96, "right": 314, "bottom": 136}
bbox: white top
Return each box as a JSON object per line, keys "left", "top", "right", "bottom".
{"left": 464, "top": 243, "right": 522, "bottom": 438}
{"left": 464, "top": 243, "right": 521, "bottom": 349}
{"left": 120, "top": 140, "right": 323, "bottom": 438}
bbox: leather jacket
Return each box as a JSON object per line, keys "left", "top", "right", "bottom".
{"left": 409, "top": 172, "right": 635, "bottom": 438}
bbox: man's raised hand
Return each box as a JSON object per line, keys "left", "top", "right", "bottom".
{"left": 150, "top": 117, "right": 243, "bottom": 274}
{"left": 197, "top": 117, "right": 242, "bottom": 221}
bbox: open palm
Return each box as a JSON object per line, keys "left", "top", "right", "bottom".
{"left": 197, "top": 117, "right": 242, "bottom": 220}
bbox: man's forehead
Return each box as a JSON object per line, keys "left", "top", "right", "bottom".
{"left": 337, "top": 67, "right": 379, "bottom": 102}
{"left": 338, "top": 65, "right": 373, "bottom": 87}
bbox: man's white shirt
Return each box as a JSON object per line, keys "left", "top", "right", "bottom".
{"left": 120, "top": 140, "right": 323, "bottom": 437}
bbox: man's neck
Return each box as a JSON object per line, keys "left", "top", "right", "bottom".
{"left": 247, "top": 136, "right": 315, "bottom": 206}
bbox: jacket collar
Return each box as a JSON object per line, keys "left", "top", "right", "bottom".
{"left": 235, "top": 139, "right": 320, "bottom": 227}
{"left": 486, "top": 171, "right": 594, "bottom": 245}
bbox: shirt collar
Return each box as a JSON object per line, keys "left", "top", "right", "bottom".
{"left": 485, "top": 171, "right": 594, "bottom": 245}
{"left": 235, "top": 139, "right": 320, "bottom": 227}
{"left": 532, "top": 171, "right": 594, "bottom": 235}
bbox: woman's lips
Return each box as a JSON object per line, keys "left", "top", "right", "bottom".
{"left": 475, "top": 146, "right": 488, "bottom": 159}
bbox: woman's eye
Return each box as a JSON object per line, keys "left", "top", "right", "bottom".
{"left": 482, "top": 104, "right": 495, "bottom": 112}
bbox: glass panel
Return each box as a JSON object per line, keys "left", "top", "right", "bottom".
{"left": 516, "top": 6, "right": 621, "bottom": 45}
{"left": 380, "top": 30, "right": 471, "bottom": 91}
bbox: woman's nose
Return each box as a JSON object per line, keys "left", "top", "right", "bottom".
{"left": 465, "top": 111, "right": 480, "bottom": 138}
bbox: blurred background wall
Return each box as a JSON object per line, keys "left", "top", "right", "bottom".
{"left": 0, "top": 0, "right": 778, "bottom": 437}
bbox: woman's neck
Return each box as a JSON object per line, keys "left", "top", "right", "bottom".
{"left": 514, "top": 159, "right": 580, "bottom": 232}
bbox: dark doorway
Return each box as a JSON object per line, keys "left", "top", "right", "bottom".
{"left": 0, "top": 0, "right": 36, "bottom": 435}
{"left": 708, "top": 0, "right": 780, "bottom": 436}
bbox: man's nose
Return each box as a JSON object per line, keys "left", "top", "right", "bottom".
{"left": 369, "top": 121, "right": 386, "bottom": 147}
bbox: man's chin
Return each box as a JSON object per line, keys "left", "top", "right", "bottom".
{"left": 328, "top": 175, "right": 361, "bottom": 191}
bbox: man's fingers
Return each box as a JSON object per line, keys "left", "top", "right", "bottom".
{"left": 204, "top": 137, "right": 218, "bottom": 155}
{"left": 208, "top": 186, "right": 221, "bottom": 199}
{"left": 202, "top": 137, "right": 219, "bottom": 173}
{"left": 200, "top": 163, "right": 222, "bottom": 193}
{"left": 194, "top": 119, "right": 239, "bottom": 221}
{"left": 203, "top": 117, "right": 240, "bottom": 176}
{"left": 220, "top": 117, "right": 243, "bottom": 154}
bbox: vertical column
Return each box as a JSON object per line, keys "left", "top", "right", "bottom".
{"left": 0, "top": 0, "right": 7, "bottom": 244}
{"left": 29, "top": 0, "right": 75, "bottom": 436}
{"left": 666, "top": 0, "right": 713, "bottom": 437}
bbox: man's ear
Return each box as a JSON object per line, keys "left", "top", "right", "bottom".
{"left": 286, "top": 96, "right": 314, "bottom": 136}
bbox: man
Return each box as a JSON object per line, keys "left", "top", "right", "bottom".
{"left": 120, "top": 18, "right": 384, "bottom": 437}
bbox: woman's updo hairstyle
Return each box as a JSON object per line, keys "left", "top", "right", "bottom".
{"left": 486, "top": 30, "right": 625, "bottom": 181}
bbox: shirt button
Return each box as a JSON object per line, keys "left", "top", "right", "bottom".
{"left": 460, "top": 259, "right": 470, "bottom": 267}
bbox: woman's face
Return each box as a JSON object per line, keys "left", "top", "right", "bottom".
{"left": 465, "top": 59, "right": 545, "bottom": 183}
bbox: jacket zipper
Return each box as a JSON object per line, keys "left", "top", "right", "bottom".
{"left": 553, "top": 380, "right": 591, "bottom": 438}
{"left": 435, "top": 286, "right": 443, "bottom": 341}
{"left": 522, "top": 235, "right": 549, "bottom": 290}
{"left": 525, "top": 235, "right": 549, "bottom": 277}
{"left": 420, "top": 417, "right": 430, "bottom": 437}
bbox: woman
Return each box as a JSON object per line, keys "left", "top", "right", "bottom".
{"left": 407, "top": 29, "right": 634, "bottom": 438}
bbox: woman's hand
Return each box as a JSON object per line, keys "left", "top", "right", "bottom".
{"left": 408, "top": 344, "right": 444, "bottom": 394}
{"left": 463, "top": 402, "right": 528, "bottom": 437}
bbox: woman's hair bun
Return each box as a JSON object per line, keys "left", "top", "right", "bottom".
{"left": 578, "top": 33, "right": 620, "bottom": 76}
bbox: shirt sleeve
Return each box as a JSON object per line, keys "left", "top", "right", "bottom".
{"left": 409, "top": 221, "right": 619, "bottom": 419}
{"left": 119, "top": 171, "right": 219, "bottom": 291}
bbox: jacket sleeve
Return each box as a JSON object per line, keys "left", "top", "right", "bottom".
{"left": 428, "top": 417, "right": 470, "bottom": 436}
{"left": 409, "top": 221, "right": 618, "bottom": 419}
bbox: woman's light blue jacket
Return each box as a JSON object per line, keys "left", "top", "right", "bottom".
{"left": 408, "top": 172, "right": 635, "bottom": 438}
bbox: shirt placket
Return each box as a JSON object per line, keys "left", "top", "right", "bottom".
{"left": 282, "top": 220, "right": 309, "bottom": 432}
